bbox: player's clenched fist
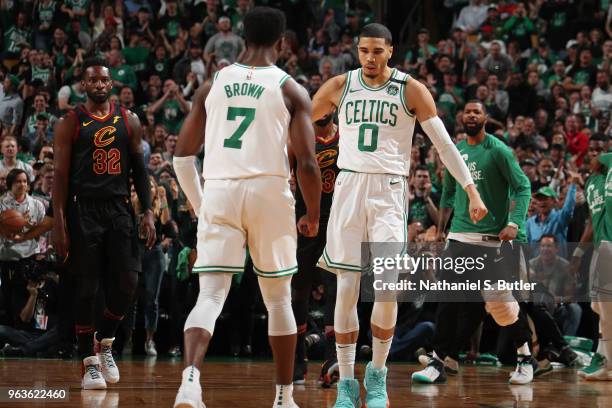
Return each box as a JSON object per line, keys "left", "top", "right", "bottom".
{"left": 465, "top": 185, "right": 488, "bottom": 223}
{"left": 469, "top": 200, "right": 488, "bottom": 223}
{"left": 297, "top": 214, "right": 319, "bottom": 237}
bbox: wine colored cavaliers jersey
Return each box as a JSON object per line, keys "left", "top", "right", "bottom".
{"left": 295, "top": 131, "right": 340, "bottom": 223}
{"left": 70, "top": 102, "right": 132, "bottom": 198}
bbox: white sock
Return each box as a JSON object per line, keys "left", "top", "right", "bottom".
{"left": 336, "top": 343, "right": 356, "bottom": 379}
{"left": 274, "top": 384, "right": 293, "bottom": 405}
{"left": 517, "top": 342, "right": 531, "bottom": 357}
{"left": 601, "top": 339, "right": 612, "bottom": 367}
{"left": 597, "top": 336, "right": 604, "bottom": 355}
{"left": 182, "top": 365, "right": 200, "bottom": 385}
{"left": 371, "top": 336, "right": 392, "bottom": 369}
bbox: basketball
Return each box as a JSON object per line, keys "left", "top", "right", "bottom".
{"left": 0, "top": 209, "right": 27, "bottom": 234}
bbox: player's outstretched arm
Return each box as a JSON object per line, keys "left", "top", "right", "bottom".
{"left": 406, "top": 79, "right": 487, "bottom": 223}
{"left": 284, "top": 78, "right": 321, "bottom": 237}
{"left": 311, "top": 74, "right": 346, "bottom": 122}
{"left": 52, "top": 112, "right": 76, "bottom": 261}
{"left": 127, "top": 110, "right": 156, "bottom": 248}
{"left": 174, "top": 82, "right": 212, "bottom": 214}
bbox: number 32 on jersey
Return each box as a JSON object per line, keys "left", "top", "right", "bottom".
{"left": 92, "top": 125, "right": 121, "bottom": 175}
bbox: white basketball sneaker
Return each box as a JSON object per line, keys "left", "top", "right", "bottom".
{"left": 94, "top": 333, "right": 120, "bottom": 384}
{"left": 174, "top": 366, "right": 206, "bottom": 408}
{"left": 509, "top": 355, "right": 536, "bottom": 385}
{"left": 145, "top": 340, "right": 158, "bottom": 357}
{"left": 82, "top": 356, "right": 107, "bottom": 390}
{"left": 273, "top": 384, "right": 299, "bottom": 407}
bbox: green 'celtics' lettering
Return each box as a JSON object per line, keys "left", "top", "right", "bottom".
{"left": 224, "top": 107, "right": 255, "bottom": 149}
{"left": 224, "top": 83, "right": 265, "bottom": 99}
{"left": 345, "top": 99, "right": 398, "bottom": 126}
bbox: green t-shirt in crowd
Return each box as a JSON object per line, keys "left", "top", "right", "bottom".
{"left": 231, "top": 11, "right": 246, "bottom": 36}
{"left": 545, "top": 73, "right": 563, "bottom": 89}
{"left": 69, "top": 86, "right": 87, "bottom": 106}
{"left": 37, "top": 1, "right": 57, "bottom": 28}
{"left": 123, "top": 46, "right": 150, "bottom": 73}
{"left": 64, "top": 0, "right": 90, "bottom": 30}
{"left": 31, "top": 65, "right": 52, "bottom": 85}
{"left": 109, "top": 64, "right": 137, "bottom": 94}
{"left": 157, "top": 99, "right": 184, "bottom": 135}
{"left": 503, "top": 16, "right": 534, "bottom": 38}
{"left": 405, "top": 45, "right": 437, "bottom": 64}
{"left": 572, "top": 69, "right": 592, "bottom": 86}
{"left": 3, "top": 26, "right": 32, "bottom": 55}
{"left": 441, "top": 134, "right": 531, "bottom": 235}
{"left": 150, "top": 57, "right": 170, "bottom": 79}
{"left": 437, "top": 86, "right": 463, "bottom": 126}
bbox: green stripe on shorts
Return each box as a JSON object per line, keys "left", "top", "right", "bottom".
{"left": 253, "top": 265, "right": 298, "bottom": 278}
{"left": 193, "top": 265, "right": 243, "bottom": 274}
{"left": 322, "top": 248, "right": 361, "bottom": 271}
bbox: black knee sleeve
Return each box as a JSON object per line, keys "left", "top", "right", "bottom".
{"left": 509, "top": 309, "right": 532, "bottom": 349}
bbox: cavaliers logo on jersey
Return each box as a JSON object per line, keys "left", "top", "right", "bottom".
{"left": 93, "top": 126, "right": 117, "bottom": 148}
{"left": 316, "top": 149, "right": 338, "bottom": 169}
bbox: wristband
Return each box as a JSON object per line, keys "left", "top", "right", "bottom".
{"left": 572, "top": 247, "right": 585, "bottom": 258}
{"left": 507, "top": 222, "right": 519, "bottom": 230}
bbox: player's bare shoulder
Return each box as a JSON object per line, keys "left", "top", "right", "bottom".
{"left": 281, "top": 76, "right": 312, "bottom": 114}
{"left": 312, "top": 73, "right": 348, "bottom": 120}
{"left": 56, "top": 109, "right": 79, "bottom": 126}
{"left": 316, "top": 73, "right": 347, "bottom": 101}
{"left": 404, "top": 74, "right": 435, "bottom": 118}
{"left": 53, "top": 109, "right": 79, "bottom": 140}
{"left": 193, "top": 80, "right": 214, "bottom": 111}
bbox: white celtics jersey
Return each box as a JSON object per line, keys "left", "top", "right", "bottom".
{"left": 337, "top": 68, "right": 416, "bottom": 176}
{"left": 203, "top": 63, "right": 292, "bottom": 180}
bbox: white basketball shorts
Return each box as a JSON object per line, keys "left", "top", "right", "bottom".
{"left": 193, "top": 176, "right": 298, "bottom": 278}
{"left": 318, "top": 171, "right": 408, "bottom": 273}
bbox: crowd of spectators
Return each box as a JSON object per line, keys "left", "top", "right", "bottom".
{"left": 0, "top": 0, "right": 610, "bottom": 367}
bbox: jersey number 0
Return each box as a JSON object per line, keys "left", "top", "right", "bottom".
{"left": 358, "top": 123, "right": 379, "bottom": 152}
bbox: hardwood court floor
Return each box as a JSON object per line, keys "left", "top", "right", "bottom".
{"left": 0, "top": 358, "right": 610, "bottom": 407}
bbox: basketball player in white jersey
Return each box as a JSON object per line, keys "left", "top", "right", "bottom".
{"left": 172, "top": 8, "right": 321, "bottom": 408}
{"left": 312, "top": 24, "right": 488, "bottom": 407}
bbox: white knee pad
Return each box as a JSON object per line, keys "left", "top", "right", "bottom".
{"left": 371, "top": 301, "right": 398, "bottom": 331}
{"left": 184, "top": 273, "right": 233, "bottom": 334}
{"left": 334, "top": 272, "right": 361, "bottom": 334}
{"left": 485, "top": 300, "right": 520, "bottom": 327}
{"left": 258, "top": 276, "right": 297, "bottom": 336}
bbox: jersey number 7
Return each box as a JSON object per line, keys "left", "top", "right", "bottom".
{"left": 223, "top": 107, "right": 255, "bottom": 149}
